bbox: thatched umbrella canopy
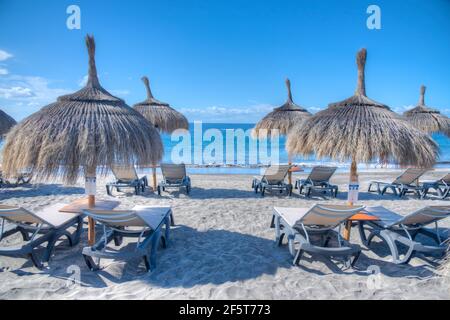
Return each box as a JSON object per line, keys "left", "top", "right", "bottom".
{"left": 2, "top": 35, "right": 163, "bottom": 243}
{"left": 403, "top": 85, "right": 450, "bottom": 137}
{"left": 133, "top": 76, "right": 188, "bottom": 133}
{"left": 286, "top": 49, "right": 438, "bottom": 194}
{"left": 133, "top": 76, "right": 189, "bottom": 190}
{"left": 0, "top": 109, "right": 16, "bottom": 138}
{"left": 253, "top": 79, "right": 311, "bottom": 137}
{"left": 253, "top": 79, "right": 312, "bottom": 184}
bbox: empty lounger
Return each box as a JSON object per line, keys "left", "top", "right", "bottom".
{"left": 0, "top": 203, "right": 83, "bottom": 268}
{"left": 158, "top": 163, "right": 191, "bottom": 195}
{"left": 82, "top": 206, "right": 173, "bottom": 272}
{"left": 368, "top": 168, "right": 428, "bottom": 198}
{"left": 295, "top": 166, "right": 338, "bottom": 198}
{"left": 252, "top": 164, "right": 292, "bottom": 197}
{"left": 422, "top": 173, "right": 450, "bottom": 199}
{"left": 272, "top": 204, "right": 364, "bottom": 268}
{"left": 358, "top": 206, "right": 450, "bottom": 264}
{"left": 106, "top": 165, "right": 148, "bottom": 196}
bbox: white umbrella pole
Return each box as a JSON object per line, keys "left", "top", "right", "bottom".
{"left": 85, "top": 165, "right": 97, "bottom": 246}
{"left": 152, "top": 166, "right": 157, "bottom": 191}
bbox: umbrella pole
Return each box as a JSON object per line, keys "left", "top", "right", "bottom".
{"left": 288, "top": 153, "right": 292, "bottom": 185}
{"left": 344, "top": 158, "right": 359, "bottom": 240}
{"left": 152, "top": 165, "right": 157, "bottom": 191}
{"left": 85, "top": 166, "right": 97, "bottom": 246}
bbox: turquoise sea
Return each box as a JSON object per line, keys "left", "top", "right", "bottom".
{"left": 2, "top": 123, "right": 449, "bottom": 175}
{"left": 160, "top": 123, "right": 450, "bottom": 174}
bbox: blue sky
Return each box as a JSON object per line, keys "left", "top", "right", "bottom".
{"left": 0, "top": 0, "right": 449, "bottom": 123}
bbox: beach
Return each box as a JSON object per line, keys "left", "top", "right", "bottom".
{"left": 0, "top": 169, "right": 449, "bottom": 300}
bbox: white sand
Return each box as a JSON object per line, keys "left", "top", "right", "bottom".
{"left": 0, "top": 170, "right": 449, "bottom": 300}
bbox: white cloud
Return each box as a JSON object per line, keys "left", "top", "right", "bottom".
{"left": 0, "top": 86, "right": 33, "bottom": 98}
{"left": 0, "top": 50, "right": 13, "bottom": 61}
{"left": 78, "top": 74, "right": 88, "bottom": 87}
{"left": 0, "top": 75, "right": 70, "bottom": 108}
{"left": 0, "top": 67, "right": 9, "bottom": 75}
{"left": 178, "top": 104, "right": 276, "bottom": 123}
{"left": 110, "top": 89, "right": 130, "bottom": 97}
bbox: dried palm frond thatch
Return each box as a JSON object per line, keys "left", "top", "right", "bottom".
{"left": 133, "top": 76, "right": 189, "bottom": 133}
{"left": 0, "top": 109, "right": 16, "bottom": 137}
{"left": 1, "top": 35, "right": 163, "bottom": 185}
{"left": 403, "top": 85, "right": 450, "bottom": 137}
{"left": 253, "top": 79, "right": 311, "bottom": 137}
{"left": 286, "top": 49, "right": 438, "bottom": 181}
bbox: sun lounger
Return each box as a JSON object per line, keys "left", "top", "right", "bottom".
{"left": 272, "top": 204, "right": 364, "bottom": 268}
{"left": 0, "top": 203, "right": 83, "bottom": 268}
{"left": 295, "top": 166, "right": 338, "bottom": 198}
{"left": 422, "top": 173, "right": 450, "bottom": 199}
{"left": 0, "top": 169, "right": 32, "bottom": 187}
{"left": 157, "top": 163, "right": 191, "bottom": 195}
{"left": 358, "top": 206, "right": 450, "bottom": 264}
{"left": 82, "top": 206, "right": 173, "bottom": 272}
{"left": 252, "top": 164, "right": 292, "bottom": 197}
{"left": 368, "top": 168, "right": 428, "bottom": 198}
{"left": 106, "top": 165, "right": 148, "bottom": 196}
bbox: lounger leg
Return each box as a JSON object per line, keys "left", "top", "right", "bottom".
{"left": 71, "top": 216, "right": 83, "bottom": 246}
{"left": 170, "top": 212, "right": 175, "bottom": 226}
{"left": 367, "top": 183, "right": 373, "bottom": 192}
{"left": 29, "top": 251, "right": 44, "bottom": 269}
{"left": 143, "top": 229, "right": 162, "bottom": 272}
{"left": 293, "top": 249, "right": 303, "bottom": 266}
{"left": 375, "top": 230, "right": 402, "bottom": 264}
{"left": 83, "top": 254, "right": 100, "bottom": 271}
{"left": 287, "top": 235, "right": 296, "bottom": 256}
{"left": 274, "top": 215, "right": 281, "bottom": 244}
{"left": 163, "top": 215, "right": 170, "bottom": 248}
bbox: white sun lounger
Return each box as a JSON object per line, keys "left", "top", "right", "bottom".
{"left": 252, "top": 164, "right": 292, "bottom": 196}
{"left": 82, "top": 206, "right": 173, "bottom": 272}
{"left": 0, "top": 203, "right": 83, "bottom": 268}
{"left": 272, "top": 204, "right": 364, "bottom": 268}
{"left": 359, "top": 205, "right": 450, "bottom": 264}
{"left": 368, "top": 168, "right": 428, "bottom": 198}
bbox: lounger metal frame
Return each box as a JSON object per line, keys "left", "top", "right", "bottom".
{"left": 82, "top": 208, "right": 174, "bottom": 272}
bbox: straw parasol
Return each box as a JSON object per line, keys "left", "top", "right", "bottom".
{"left": 403, "top": 85, "right": 450, "bottom": 137}
{"left": 286, "top": 48, "right": 438, "bottom": 202}
{"left": 2, "top": 35, "right": 163, "bottom": 244}
{"left": 253, "top": 79, "right": 311, "bottom": 137}
{"left": 253, "top": 79, "right": 312, "bottom": 184}
{"left": 133, "top": 76, "right": 189, "bottom": 190}
{"left": 0, "top": 109, "right": 16, "bottom": 137}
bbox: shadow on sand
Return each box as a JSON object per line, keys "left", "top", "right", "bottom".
{"left": 16, "top": 225, "right": 439, "bottom": 290}
{"left": 0, "top": 184, "right": 85, "bottom": 201}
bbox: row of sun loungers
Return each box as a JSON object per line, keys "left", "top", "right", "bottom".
{"left": 254, "top": 165, "right": 450, "bottom": 200}
{"left": 0, "top": 169, "right": 32, "bottom": 187}
{"left": 253, "top": 165, "right": 338, "bottom": 197}
{"left": 273, "top": 204, "right": 450, "bottom": 267}
{"left": 1, "top": 201, "right": 448, "bottom": 271}
{"left": 106, "top": 163, "right": 191, "bottom": 196}
{"left": 0, "top": 203, "right": 173, "bottom": 272}
{"left": 5, "top": 164, "right": 450, "bottom": 201}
